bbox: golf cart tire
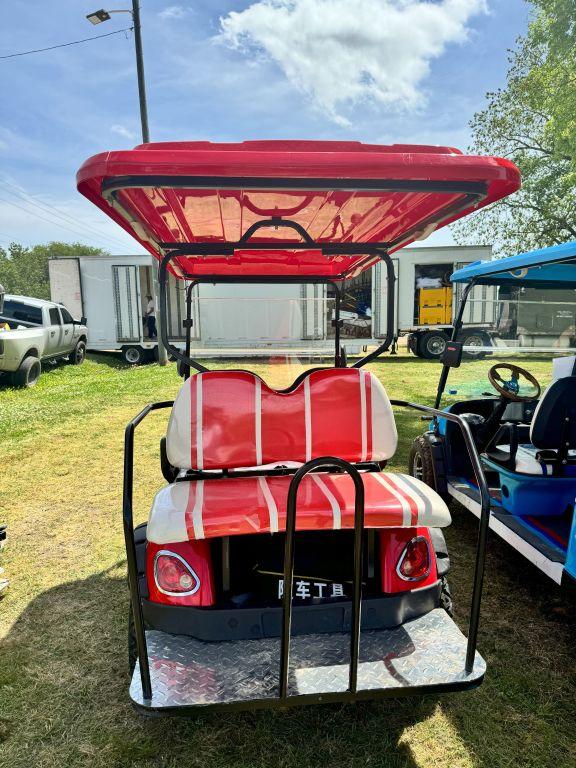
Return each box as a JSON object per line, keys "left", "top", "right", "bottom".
{"left": 121, "top": 345, "right": 144, "bottom": 366}
{"left": 417, "top": 330, "right": 448, "bottom": 359}
{"left": 440, "top": 576, "right": 453, "bottom": 616}
{"left": 14, "top": 356, "right": 41, "bottom": 388}
{"left": 409, "top": 434, "right": 438, "bottom": 487}
{"left": 68, "top": 339, "right": 86, "bottom": 365}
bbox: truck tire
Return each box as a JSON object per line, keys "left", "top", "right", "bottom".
{"left": 417, "top": 330, "right": 448, "bottom": 359}
{"left": 121, "top": 346, "right": 144, "bottom": 365}
{"left": 68, "top": 340, "right": 86, "bottom": 365}
{"left": 14, "top": 356, "right": 41, "bottom": 388}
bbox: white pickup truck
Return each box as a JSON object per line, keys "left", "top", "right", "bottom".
{"left": 0, "top": 290, "right": 88, "bottom": 387}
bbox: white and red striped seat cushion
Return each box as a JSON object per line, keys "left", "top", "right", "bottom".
{"left": 166, "top": 369, "right": 397, "bottom": 471}
{"left": 147, "top": 471, "right": 451, "bottom": 544}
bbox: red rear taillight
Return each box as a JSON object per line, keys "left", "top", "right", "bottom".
{"left": 397, "top": 536, "right": 430, "bottom": 581}
{"left": 154, "top": 551, "right": 200, "bottom": 596}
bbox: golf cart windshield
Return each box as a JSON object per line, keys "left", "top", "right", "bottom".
{"left": 183, "top": 288, "right": 363, "bottom": 389}
{"left": 440, "top": 242, "right": 576, "bottom": 404}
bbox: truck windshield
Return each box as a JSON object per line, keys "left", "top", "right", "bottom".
{"left": 2, "top": 300, "right": 42, "bottom": 325}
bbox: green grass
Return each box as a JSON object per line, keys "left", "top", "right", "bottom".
{"left": 0, "top": 352, "right": 575, "bottom": 768}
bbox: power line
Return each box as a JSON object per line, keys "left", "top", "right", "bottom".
{"left": 0, "top": 179, "right": 130, "bottom": 250}
{"left": 0, "top": 27, "right": 133, "bottom": 60}
{"left": 0, "top": 194, "right": 126, "bottom": 249}
{"left": 0, "top": 189, "right": 130, "bottom": 251}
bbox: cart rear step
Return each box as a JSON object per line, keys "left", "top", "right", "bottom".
{"left": 129, "top": 608, "right": 485, "bottom": 711}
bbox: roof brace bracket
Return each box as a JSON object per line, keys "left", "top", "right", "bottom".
{"left": 239, "top": 218, "right": 315, "bottom": 246}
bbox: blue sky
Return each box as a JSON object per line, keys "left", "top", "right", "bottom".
{"left": 0, "top": 0, "right": 529, "bottom": 253}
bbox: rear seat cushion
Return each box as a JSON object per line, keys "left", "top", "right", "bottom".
{"left": 166, "top": 368, "right": 397, "bottom": 471}
{"left": 147, "top": 471, "right": 451, "bottom": 544}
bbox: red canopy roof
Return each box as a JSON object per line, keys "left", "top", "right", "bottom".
{"left": 77, "top": 141, "right": 520, "bottom": 279}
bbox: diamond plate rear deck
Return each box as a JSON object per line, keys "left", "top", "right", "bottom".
{"left": 130, "top": 609, "right": 485, "bottom": 711}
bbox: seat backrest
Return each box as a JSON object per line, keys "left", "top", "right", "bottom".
{"left": 166, "top": 368, "right": 397, "bottom": 471}
{"left": 530, "top": 376, "right": 576, "bottom": 450}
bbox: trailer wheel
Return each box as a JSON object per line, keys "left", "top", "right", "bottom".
{"left": 460, "top": 331, "right": 488, "bottom": 358}
{"left": 417, "top": 330, "right": 448, "bottom": 359}
{"left": 121, "top": 346, "right": 144, "bottom": 365}
{"left": 68, "top": 340, "right": 86, "bottom": 365}
{"left": 14, "top": 356, "right": 41, "bottom": 388}
{"left": 409, "top": 435, "right": 438, "bottom": 489}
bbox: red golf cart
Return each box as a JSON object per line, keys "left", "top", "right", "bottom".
{"left": 77, "top": 141, "right": 520, "bottom": 713}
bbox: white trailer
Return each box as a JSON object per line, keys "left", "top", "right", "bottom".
{"left": 49, "top": 255, "right": 190, "bottom": 364}
{"left": 49, "top": 245, "right": 494, "bottom": 362}
{"left": 48, "top": 255, "right": 340, "bottom": 362}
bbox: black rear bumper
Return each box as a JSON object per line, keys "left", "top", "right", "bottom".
{"left": 142, "top": 582, "right": 441, "bottom": 642}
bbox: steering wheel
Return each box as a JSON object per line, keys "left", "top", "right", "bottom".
{"left": 488, "top": 363, "right": 541, "bottom": 402}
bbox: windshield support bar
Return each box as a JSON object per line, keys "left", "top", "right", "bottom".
{"left": 434, "top": 281, "right": 476, "bottom": 409}
{"left": 352, "top": 250, "right": 396, "bottom": 369}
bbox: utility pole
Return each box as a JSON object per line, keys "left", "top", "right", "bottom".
{"left": 131, "top": 0, "right": 149, "bottom": 143}
{"left": 87, "top": 3, "right": 168, "bottom": 365}
{"left": 131, "top": 1, "right": 168, "bottom": 365}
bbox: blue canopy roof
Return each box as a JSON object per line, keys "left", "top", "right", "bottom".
{"left": 450, "top": 240, "right": 576, "bottom": 287}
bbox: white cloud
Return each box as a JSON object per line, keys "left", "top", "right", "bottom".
{"left": 159, "top": 5, "right": 188, "bottom": 20}
{"left": 110, "top": 124, "right": 137, "bottom": 141}
{"left": 219, "top": 0, "right": 487, "bottom": 124}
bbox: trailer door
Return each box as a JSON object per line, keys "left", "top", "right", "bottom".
{"left": 454, "top": 262, "right": 497, "bottom": 326}
{"left": 301, "top": 284, "right": 327, "bottom": 340}
{"left": 372, "top": 259, "right": 398, "bottom": 338}
{"left": 49, "top": 258, "right": 83, "bottom": 319}
{"left": 112, "top": 265, "right": 142, "bottom": 342}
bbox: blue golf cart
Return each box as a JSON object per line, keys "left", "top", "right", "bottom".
{"left": 410, "top": 241, "right": 576, "bottom": 586}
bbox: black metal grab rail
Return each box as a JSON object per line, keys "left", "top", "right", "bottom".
{"left": 123, "top": 401, "right": 174, "bottom": 702}
{"left": 279, "top": 457, "right": 365, "bottom": 698}
{"left": 390, "top": 399, "right": 491, "bottom": 673}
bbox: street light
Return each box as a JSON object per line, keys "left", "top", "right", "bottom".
{"left": 86, "top": 3, "right": 149, "bottom": 143}
{"left": 86, "top": 3, "right": 169, "bottom": 365}
{"left": 86, "top": 9, "right": 113, "bottom": 24}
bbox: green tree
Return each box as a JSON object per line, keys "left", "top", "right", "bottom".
{"left": 0, "top": 242, "right": 108, "bottom": 300}
{"left": 455, "top": 0, "right": 576, "bottom": 254}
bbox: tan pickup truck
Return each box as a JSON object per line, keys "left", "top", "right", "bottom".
{"left": 0, "top": 288, "right": 87, "bottom": 387}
